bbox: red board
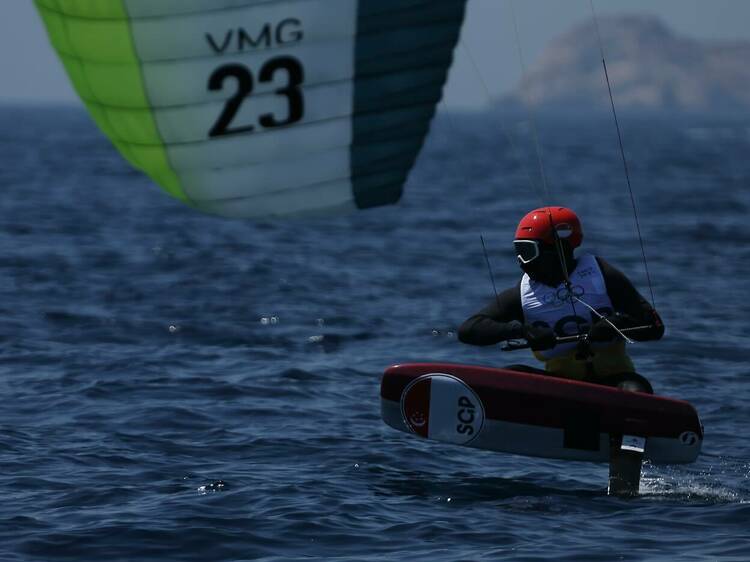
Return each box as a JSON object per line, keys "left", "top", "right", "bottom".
{"left": 381, "top": 363, "right": 703, "bottom": 464}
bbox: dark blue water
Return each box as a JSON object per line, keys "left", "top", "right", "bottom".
{"left": 1, "top": 105, "right": 749, "bottom": 561}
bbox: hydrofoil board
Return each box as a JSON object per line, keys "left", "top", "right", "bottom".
{"left": 381, "top": 363, "right": 702, "bottom": 464}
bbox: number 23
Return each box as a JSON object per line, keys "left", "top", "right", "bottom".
{"left": 208, "top": 56, "right": 305, "bottom": 138}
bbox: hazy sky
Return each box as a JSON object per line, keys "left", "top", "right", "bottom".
{"left": 2, "top": 0, "right": 750, "bottom": 109}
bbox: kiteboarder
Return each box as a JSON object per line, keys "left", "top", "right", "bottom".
{"left": 458, "top": 206, "right": 663, "bottom": 391}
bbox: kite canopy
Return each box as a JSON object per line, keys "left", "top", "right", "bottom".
{"left": 35, "top": 0, "right": 467, "bottom": 218}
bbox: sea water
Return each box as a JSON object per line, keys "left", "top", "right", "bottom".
{"left": 0, "top": 105, "right": 749, "bottom": 561}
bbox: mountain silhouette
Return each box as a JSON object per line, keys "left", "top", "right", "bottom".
{"left": 499, "top": 14, "right": 750, "bottom": 114}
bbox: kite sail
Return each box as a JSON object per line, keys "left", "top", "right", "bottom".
{"left": 35, "top": 0, "right": 467, "bottom": 218}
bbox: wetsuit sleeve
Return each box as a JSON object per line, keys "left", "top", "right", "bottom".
{"left": 458, "top": 285, "right": 525, "bottom": 346}
{"left": 596, "top": 257, "right": 664, "bottom": 341}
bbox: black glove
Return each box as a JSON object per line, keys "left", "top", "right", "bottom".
{"left": 523, "top": 324, "right": 557, "bottom": 351}
{"left": 588, "top": 318, "right": 618, "bottom": 342}
{"left": 588, "top": 314, "right": 633, "bottom": 342}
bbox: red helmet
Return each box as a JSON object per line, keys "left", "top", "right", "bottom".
{"left": 514, "top": 207, "right": 583, "bottom": 248}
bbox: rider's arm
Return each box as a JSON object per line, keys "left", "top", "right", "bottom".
{"left": 458, "top": 285, "right": 525, "bottom": 346}
{"left": 596, "top": 257, "right": 664, "bottom": 341}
